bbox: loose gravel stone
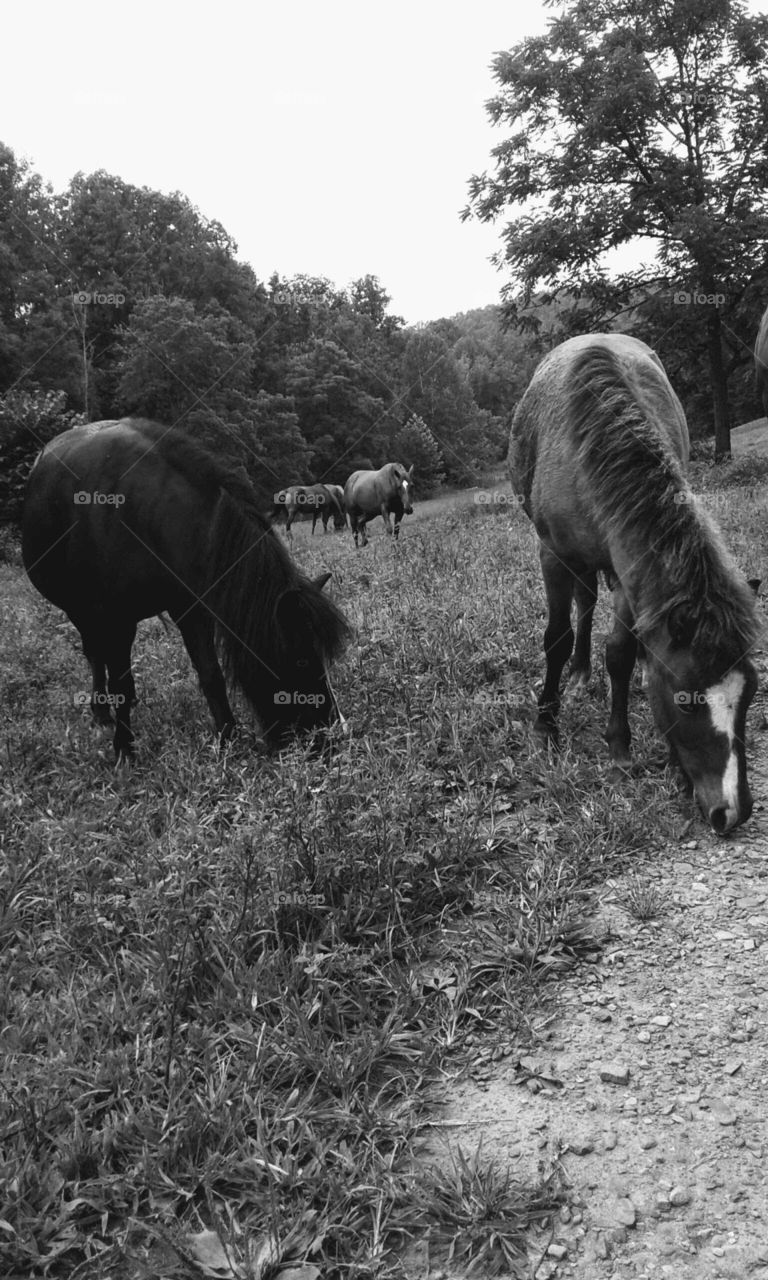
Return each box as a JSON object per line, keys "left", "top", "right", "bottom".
{"left": 709, "top": 1098, "right": 737, "bottom": 1125}
{"left": 599, "top": 1061, "right": 630, "bottom": 1084}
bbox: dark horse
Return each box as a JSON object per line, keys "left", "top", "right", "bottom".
{"left": 273, "top": 484, "right": 346, "bottom": 536}
{"left": 755, "top": 303, "right": 768, "bottom": 419}
{"left": 510, "top": 334, "right": 759, "bottom": 834}
{"left": 344, "top": 463, "right": 414, "bottom": 547}
{"left": 22, "top": 420, "right": 351, "bottom": 760}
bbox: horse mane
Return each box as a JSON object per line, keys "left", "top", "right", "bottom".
{"left": 568, "top": 348, "right": 759, "bottom": 658}
{"left": 124, "top": 419, "right": 351, "bottom": 697}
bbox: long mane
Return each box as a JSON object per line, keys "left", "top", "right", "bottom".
{"left": 126, "top": 420, "right": 350, "bottom": 696}
{"left": 568, "top": 348, "right": 759, "bottom": 658}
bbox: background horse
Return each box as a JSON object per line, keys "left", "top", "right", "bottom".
{"left": 344, "top": 463, "right": 414, "bottom": 547}
{"left": 509, "top": 333, "right": 759, "bottom": 834}
{"left": 22, "top": 420, "right": 351, "bottom": 759}
{"left": 323, "top": 484, "right": 347, "bottom": 529}
{"left": 755, "top": 303, "right": 768, "bottom": 420}
{"left": 274, "top": 484, "right": 346, "bottom": 535}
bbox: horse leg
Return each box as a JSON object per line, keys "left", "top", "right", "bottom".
{"left": 381, "top": 505, "right": 393, "bottom": 536}
{"left": 566, "top": 571, "right": 598, "bottom": 693}
{"left": 175, "top": 611, "right": 235, "bottom": 742}
{"left": 535, "top": 547, "right": 576, "bottom": 745}
{"left": 604, "top": 588, "right": 638, "bottom": 767}
{"left": 79, "top": 627, "right": 113, "bottom": 726}
{"left": 104, "top": 621, "right": 138, "bottom": 761}
{"left": 392, "top": 512, "right": 402, "bottom": 541}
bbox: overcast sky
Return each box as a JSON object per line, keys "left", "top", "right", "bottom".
{"left": 2, "top": 1, "right": 552, "bottom": 324}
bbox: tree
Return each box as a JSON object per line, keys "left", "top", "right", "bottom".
{"left": 464, "top": 0, "right": 768, "bottom": 456}
{"left": 395, "top": 415, "right": 445, "bottom": 495}
{"left": 0, "top": 388, "right": 83, "bottom": 523}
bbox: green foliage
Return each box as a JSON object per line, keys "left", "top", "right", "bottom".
{"left": 464, "top": 0, "right": 768, "bottom": 453}
{"left": 395, "top": 414, "right": 445, "bottom": 495}
{"left": 0, "top": 387, "right": 83, "bottom": 523}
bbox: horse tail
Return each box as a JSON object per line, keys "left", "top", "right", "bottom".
{"left": 205, "top": 491, "right": 350, "bottom": 707}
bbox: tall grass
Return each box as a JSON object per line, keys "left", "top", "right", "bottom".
{"left": 1, "top": 490, "right": 759, "bottom": 1277}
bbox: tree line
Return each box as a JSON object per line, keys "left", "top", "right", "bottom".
{"left": 0, "top": 150, "right": 531, "bottom": 521}
{"left": 4, "top": 0, "right": 768, "bottom": 526}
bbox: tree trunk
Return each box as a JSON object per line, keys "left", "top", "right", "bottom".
{"left": 707, "top": 308, "right": 731, "bottom": 461}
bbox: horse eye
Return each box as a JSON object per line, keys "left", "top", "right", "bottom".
{"left": 296, "top": 659, "right": 308, "bottom": 668}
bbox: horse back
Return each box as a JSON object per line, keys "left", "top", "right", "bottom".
{"left": 23, "top": 419, "right": 222, "bottom": 615}
{"left": 509, "top": 334, "right": 688, "bottom": 570}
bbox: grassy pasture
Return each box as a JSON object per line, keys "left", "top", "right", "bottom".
{"left": 0, "top": 478, "right": 763, "bottom": 1278}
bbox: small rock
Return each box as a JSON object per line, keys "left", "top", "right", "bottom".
{"left": 600, "top": 1061, "right": 630, "bottom": 1085}
{"left": 569, "top": 1137, "right": 595, "bottom": 1155}
{"left": 605, "top": 1225, "right": 628, "bottom": 1247}
{"left": 669, "top": 1186, "right": 691, "bottom": 1206}
{"left": 651, "top": 1015, "right": 671, "bottom": 1027}
{"left": 710, "top": 1098, "right": 737, "bottom": 1125}
{"left": 559, "top": 1204, "right": 571, "bottom": 1223}
{"left": 547, "top": 1243, "right": 568, "bottom": 1260}
{"left": 637, "top": 1030, "right": 651, "bottom": 1043}
{"left": 615, "top": 1198, "right": 636, "bottom": 1226}
{"left": 724, "top": 1058, "right": 744, "bottom": 1076}
{"left": 640, "top": 1135, "right": 657, "bottom": 1150}
{"left": 603, "top": 1130, "right": 618, "bottom": 1150}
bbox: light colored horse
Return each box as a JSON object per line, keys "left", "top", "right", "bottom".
{"left": 510, "top": 332, "right": 759, "bottom": 834}
{"left": 343, "top": 463, "right": 414, "bottom": 547}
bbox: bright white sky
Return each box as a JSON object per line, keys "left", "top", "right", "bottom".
{"left": 1, "top": 0, "right": 551, "bottom": 324}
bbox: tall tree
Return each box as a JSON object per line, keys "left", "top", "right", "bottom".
{"left": 464, "top": 0, "right": 768, "bottom": 456}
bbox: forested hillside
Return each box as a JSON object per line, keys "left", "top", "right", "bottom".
{"left": 0, "top": 146, "right": 519, "bottom": 518}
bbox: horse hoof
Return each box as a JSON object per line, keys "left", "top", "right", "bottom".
{"left": 533, "top": 720, "right": 559, "bottom": 752}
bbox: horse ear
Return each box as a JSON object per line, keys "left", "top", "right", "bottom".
{"left": 407, "top": 465, "right": 414, "bottom": 480}
{"left": 747, "top": 577, "right": 761, "bottom": 596}
{"left": 313, "top": 572, "right": 332, "bottom": 591}
{"left": 667, "top": 602, "right": 697, "bottom": 647}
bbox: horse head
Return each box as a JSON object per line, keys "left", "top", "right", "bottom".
{"left": 643, "top": 599, "right": 758, "bottom": 833}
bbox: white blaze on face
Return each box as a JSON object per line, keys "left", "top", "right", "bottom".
{"left": 705, "top": 670, "right": 746, "bottom": 813}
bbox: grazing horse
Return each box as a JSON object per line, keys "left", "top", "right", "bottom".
{"left": 344, "top": 463, "right": 414, "bottom": 547}
{"left": 273, "top": 484, "right": 346, "bottom": 535}
{"left": 509, "top": 333, "right": 759, "bottom": 834}
{"left": 755, "top": 304, "right": 768, "bottom": 420}
{"left": 22, "top": 419, "right": 351, "bottom": 760}
{"left": 323, "top": 484, "right": 347, "bottom": 529}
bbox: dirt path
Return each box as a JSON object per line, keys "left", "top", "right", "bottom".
{"left": 416, "top": 669, "right": 768, "bottom": 1279}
